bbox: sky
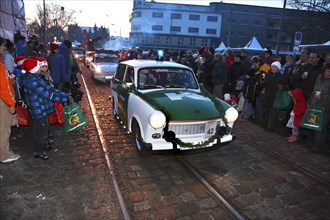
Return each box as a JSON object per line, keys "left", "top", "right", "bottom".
{"left": 24, "top": 0, "right": 284, "bottom": 38}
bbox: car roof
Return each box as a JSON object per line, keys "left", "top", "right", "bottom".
{"left": 120, "top": 59, "right": 192, "bottom": 70}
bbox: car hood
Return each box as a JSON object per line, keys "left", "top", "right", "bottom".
{"left": 142, "top": 90, "right": 229, "bottom": 120}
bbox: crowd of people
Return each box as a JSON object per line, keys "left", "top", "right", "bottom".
{"left": 0, "top": 32, "right": 81, "bottom": 162}
{"left": 1, "top": 32, "right": 329, "bottom": 163}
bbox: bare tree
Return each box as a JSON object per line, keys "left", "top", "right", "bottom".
{"left": 288, "top": 0, "right": 330, "bottom": 12}
{"left": 27, "top": 3, "right": 77, "bottom": 43}
{"left": 287, "top": 0, "right": 330, "bottom": 43}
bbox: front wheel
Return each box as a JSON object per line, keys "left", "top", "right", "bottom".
{"left": 132, "top": 121, "right": 151, "bottom": 156}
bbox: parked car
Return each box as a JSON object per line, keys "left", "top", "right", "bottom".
{"left": 90, "top": 49, "right": 118, "bottom": 81}
{"left": 84, "top": 50, "right": 95, "bottom": 67}
{"left": 111, "top": 60, "right": 238, "bottom": 152}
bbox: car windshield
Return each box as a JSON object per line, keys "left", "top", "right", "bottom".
{"left": 138, "top": 67, "right": 198, "bottom": 90}
{"left": 95, "top": 53, "right": 118, "bottom": 63}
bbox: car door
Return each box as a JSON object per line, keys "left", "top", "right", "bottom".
{"left": 118, "top": 66, "right": 134, "bottom": 125}
{"left": 111, "top": 64, "right": 132, "bottom": 125}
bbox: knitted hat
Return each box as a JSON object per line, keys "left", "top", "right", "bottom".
{"left": 22, "top": 58, "right": 43, "bottom": 74}
{"left": 14, "top": 56, "right": 26, "bottom": 66}
{"left": 271, "top": 61, "right": 281, "bottom": 70}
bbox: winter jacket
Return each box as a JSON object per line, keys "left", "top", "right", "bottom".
{"left": 16, "top": 39, "right": 25, "bottom": 56}
{"left": 51, "top": 43, "right": 72, "bottom": 84}
{"left": 228, "top": 61, "right": 244, "bottom": 85}
{"left": 291, "top": 88, "right": 307, "bottom": 126}
{"left": 0, "top": 56, "right": 15, "bottom": 108}
{"left": 21, "top": 73, "right": 69, "bottom": 119}
{"left": 308, "top": 74, "right": 330, "bottom": 110}
{"left": 212, "top": 59, "right": 227, "bottom": 85}
{"left": 294, "top": 62, "right": 323, "bottom": 101}
{"left": 2, "top": 50, "right": 16, "bottom": 73}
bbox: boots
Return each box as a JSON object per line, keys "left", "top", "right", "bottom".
{"left": 288, "top": 134, "right": 297, "bottom": 143}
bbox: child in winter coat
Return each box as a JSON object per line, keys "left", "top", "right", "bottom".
{"left": 287, "top": 88, "right": 307, "bottom": 142}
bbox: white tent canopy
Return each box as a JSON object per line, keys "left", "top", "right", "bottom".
{"left": 229, "top": 36, "right": 267, "bottom": 53}
{"left": 243, "top": 36, "right": 264, "bottom": 51}
{"left": 299, "top": 40, "right": 330, "bottom": 48}
{"left": 215, "top": 41, "right": 227, "bottom": 52}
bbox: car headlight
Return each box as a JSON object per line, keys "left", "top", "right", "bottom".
{"left": 225, "top": 107, "right": 238, "bottom": 123}
{"left": 95, "top": 66, "right": 101, "bottom": 73}
{"left": 148, "top": 111, "right": 166, "bottom": 129}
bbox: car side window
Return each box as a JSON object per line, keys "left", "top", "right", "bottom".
{"left": 115, "top": 64, "right": 126, "bottom": 81}
{"left": 125, "top": 67, "right": 134, "bottom": 83}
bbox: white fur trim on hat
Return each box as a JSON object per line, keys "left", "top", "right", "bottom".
{"left": 271, "top": 61, "right": 281, "bottom": 70}
{"left": 224, "top": 93, "right": 231, "bottom": 101}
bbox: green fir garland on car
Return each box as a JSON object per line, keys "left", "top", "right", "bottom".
{"left": 128, "top": 85, "right": 230, "bottom": 149}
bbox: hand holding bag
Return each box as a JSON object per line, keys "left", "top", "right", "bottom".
{"left": 299, "top": 101, "right": 324, "bottom": 131}
{"left": 273, "top": 90, "right": 293, "bottom": 110}
{"left": 62, "top": 97, "right": 87, "bottom": 133}
{"left": 286, "top": 111, "right": 294, "bottom": 128}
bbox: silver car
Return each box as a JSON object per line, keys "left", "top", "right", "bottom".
{"left": 90, "top": 50, "right": 118, "bottom": 81}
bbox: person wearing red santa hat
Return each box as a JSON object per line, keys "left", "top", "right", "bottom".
{"left": 20, "top": 58, "right": 69, "bottom": 160}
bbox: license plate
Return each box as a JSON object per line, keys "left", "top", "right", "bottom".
{"left": 205, "top": 120, "right": 217, "bottom": 137}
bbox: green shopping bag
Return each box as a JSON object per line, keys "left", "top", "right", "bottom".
{"left": 62, "top": 97, "right": 87, "bottom": 133}
{"left": 299, "top": 101, "right": 324, "bottom": 131}
{"left": 273, "top": 90, "right": 293, "bottom": 110}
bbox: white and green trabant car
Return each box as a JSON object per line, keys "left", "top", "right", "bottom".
{"left": 111, "top": 60, "right": 238, "bottom": 152}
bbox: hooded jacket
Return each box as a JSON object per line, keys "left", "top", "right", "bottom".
{"left": 0, "top": 56, "right": 15, "bottom": 108}
{"left": 51, "top": 42, "right": 72, "bottom": 84}
{"left": 291, "top": 88, "right": 307, "bottom": 126}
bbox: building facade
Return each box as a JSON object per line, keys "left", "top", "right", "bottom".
{"left": 130, "top": 0, "right": 329, "bottom": 52}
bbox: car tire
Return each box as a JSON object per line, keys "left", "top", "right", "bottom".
{"left": 111, "top": 96, "right": 118, "bottom": 117}
{"left": 132, "top": 121, "right": 150, "bottom": 155}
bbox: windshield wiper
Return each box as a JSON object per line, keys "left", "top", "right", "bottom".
{"left": 165, "top": 84, "right": 186, "bottom": 88}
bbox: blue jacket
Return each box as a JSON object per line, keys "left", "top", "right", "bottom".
{"left": 21, "top": 73, "right": 69, "bottom": 119}
{"left": 51, "top": 43, "right": 72, "bottom": 84}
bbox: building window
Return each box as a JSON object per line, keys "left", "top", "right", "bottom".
{"left": 178, "top": 38, "right": 183, "bottom": 46}
{"left": 188, "top": 27, "right": 199, "bottom": 33}
{"left": 152, "top": 25, "right": 163, "bottom": 31}
{"left": 142, "top": 35, "right": 148, "bottom": 43}
{"left": 207, "top": 16, "right": 218, "bottom": 22}
{"left": 189, "top": 14, "right": 200, "bottom": 20}
{"left": 190, "top": 38, "right": 196, "bottom": 46}
{"left": 227, "top": 18, "right": 235, "bottom": 23}
{"left": 201, "top": 38, "right": 208, "bottom": 46}
{"left": 253, "top": 20, "right": 261, "bottom": 25}
{"left": 132, "top": 24, "right": 141, "bottom": 31}
{"left": 153, "top": 12, "right": 163, "bottom": 18}
{"left": 154, "top": 36, "right": 160, "bottom": 44}
{"left": 171, "top": 13, "right": 182, "bottom": 19}
{"left": 226, "top": 30, "right": 234, "bottom": 35}
{"left": 171, "top": 26, "right": 181, "bottom": 32}
{"left": 166, "top": 36, "right": 171, "bottom": 45}
{"left": 133, "top": 11, "right": 141, "bottom": 18}
{"left": 206, "top": 29, "right": 217, "bottom": 35}
{"left": 238, "top": 31, "right": 247, "bottom": 36}
{"left": 240, "top": 19, "right": 248, "bottom": 24}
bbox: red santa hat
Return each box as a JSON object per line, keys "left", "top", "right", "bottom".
{"left": 22, "top": 58, "right": 45, "bottom": 74}
{"left": 34, "top": 56, "right": 48, "bottom": 67}
{"left": 14, "top": 56, "right": 26, "bottom": 66}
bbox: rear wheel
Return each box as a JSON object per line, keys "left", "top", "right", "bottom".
{"left": 111, "top": 96, "right": 118, "bottom": 117}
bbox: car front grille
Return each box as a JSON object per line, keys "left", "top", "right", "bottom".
{"left": 168, "top": 122, "right": 206, "bottom": 135}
